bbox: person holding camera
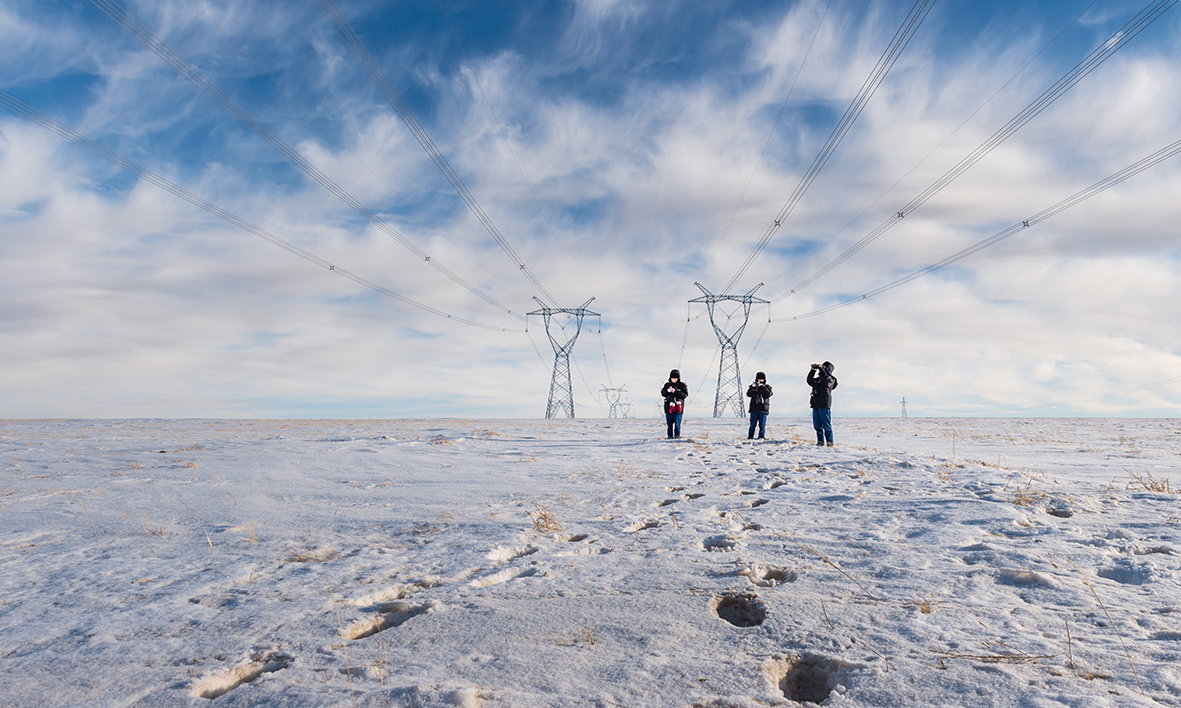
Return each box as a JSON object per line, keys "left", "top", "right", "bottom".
{"left": 660, "top": 369, "right": 688, "bottom": 439}
{"left": 807, "top": 361, "right": 837, "bottom": 446}
{"left": 746, "top": 372, "right": 773, "bottom": 440}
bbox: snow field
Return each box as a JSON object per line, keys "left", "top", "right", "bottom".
{"left": 0, "top": 417, "right": 1179, "bottom": 707}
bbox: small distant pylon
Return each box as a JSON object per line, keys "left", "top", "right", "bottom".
{"left": 689, "top": 282, "right": 769, "bottom": 418}
{"left": 900, "top": 397, "right": 908, "bottom": 418}
{"left": 601, "top": 385, "right": 628, "bottom": 418}
{"left": 528, "top": 297, "right": 598, "bottom": 419}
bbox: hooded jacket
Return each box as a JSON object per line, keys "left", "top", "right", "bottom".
{"left": 661, "top": 370, "right": 689, "bottom": 414}
{"left": 747, "top": 373, "right": 773, "bottom": 414}
{"left": 806, "top": 362, "right": 837, "bottom": 409}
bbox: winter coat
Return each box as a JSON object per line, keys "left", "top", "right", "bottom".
{"left": 661, "top": 380, "right": 688, "bottom": 414}
{"left": 807, "top": 364, "right": 837, "bottom": 409}
{"left": 747, "top": 382, "right": 773, "bottom": 414}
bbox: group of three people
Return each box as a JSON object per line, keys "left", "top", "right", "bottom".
{"left": 661, "top": 362, "right": 837, "bottom": 445}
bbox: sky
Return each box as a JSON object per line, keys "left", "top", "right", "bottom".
{"left": 1, "top": 0, "right": 1179, "bottom": 419}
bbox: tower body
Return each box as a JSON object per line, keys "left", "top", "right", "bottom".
{"left": 689, "top": 283, "right": 768, "bottom": 418}
{"left": 529, "top": 298, "right": 599, "bottom": 419}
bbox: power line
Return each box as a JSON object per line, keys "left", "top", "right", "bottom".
{"left": 780, "top": 0, "right": 1178, "bottom": 298}
{"left": 721, "top": 0, "right": 938, "bottom": 293}
{"left": 764, "top": 0, "right": 1101, "bottom": 301}
{"left": 315, "top": 0, "right": 561, "bottom": 308}
{"left": 0, "top": 92, "right": 517, "bottom": 332}
{"left": 434, "top": 0, "right": 592, "bottom": 302}
{"left": 770, "top": 132, "right": 1181, "bottom": 323}
{"left": 184, "top": 0, "right": 534, "bottom": 307}
{"left": 89, "top": 0, "right": 522, "bottom": 321}
{"left": 697, "top": 0, "right": 833, "bottom": 279}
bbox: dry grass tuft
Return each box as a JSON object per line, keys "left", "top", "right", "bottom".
{"left": 1010, "top": 479, "right": 1048, "bottom": 507}
{"left": 429, "top": 436, "right": 451, "bottom": 445}
{"left": 554, "top": 610, "right": 596, "bottom": 647}
{"left": 931, "top": 638, "right": 1055, "bottom": 665}
{"left": 1064, "top": 619, "right": 1111, "bottom": 681}
{"left": 140, "top": 516, "right": 171, "bottom": 537}
{"left": 527, "top": 503, "right": 563, "bottom": 533}
{"left": 905, "top": 595, "right": 944, "bottom": 614}
{"left": 1125, "top": 469, "right": 1175, "bottom": 494}
{"left": 1073, "top": 563, "right": 1143, "bottom": 694}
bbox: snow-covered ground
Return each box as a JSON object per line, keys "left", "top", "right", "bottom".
{"left": 2, "top": 417, "right": 1180, "bottom": 707}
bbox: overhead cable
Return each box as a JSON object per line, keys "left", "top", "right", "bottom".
{"left": 89, "top": 0, "right": 522, "bottom": 321}
{"left": 0, "top": 92, "right": 517, "bottom": 333}
{"left": 697, "top": 0, "right": 833, "bottom": 279}
{"left": 314, "top": 0, "right": 561, "bottom": 308}
{"left": 721, "top": 0, "right": 938, "bottom": 293}
{"left": 782, "top": 0, "right": 1178, "bottom": 298}
{"left": 184, "top": 0, "right": 532, "bottom": 306}
{"left": 770, "top": 132, "right": 1181, "bottom": 323}
{"left": 435, "top": 0, "right": 591, "bottom": 302}
{"left": 764, "top": 0, "right": 1100, "bottom": 298}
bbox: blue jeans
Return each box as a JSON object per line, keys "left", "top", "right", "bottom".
{"left": 812, "top": 408, "right": 832, "bottom": 444}
{"left": 748, "top": 411, "right": 767, "bottom": 439}
{"left": 665, "top": 412, "right": 682, "bottom": 438}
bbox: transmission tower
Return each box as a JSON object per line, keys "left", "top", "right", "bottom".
{"left": 601, "top": 385, "right": 628, "bottom": 418}
{"left": 900, "top": 397, "right": 908, "bottom": 418}
{"left": 689, "top": 282, "right": 769, "bottom": 418}
{"left": 528, "top": 297, "right": 598, "bottom": 419}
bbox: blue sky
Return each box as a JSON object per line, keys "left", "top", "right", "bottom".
{"left": 2, "top": 0, "right": 1180, "bottom": 418}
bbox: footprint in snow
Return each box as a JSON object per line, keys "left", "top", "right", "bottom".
{"left": 684, "top": 492, "right": 706, "bottom": 500}
{"left": 741, "top": 564, "right": 796, "bottom": 587}
{"left": 748, "top": 498, "right": 769, "bottom": 508}
{"left": 344, "top": 599, "right": 439, "bottom": 640}
{"left": 770, "top": 653, "right": 860, "bottom": 704}
{"left": 712, "top": 592, "right": 766, "bottom": 627}
{"left": 627, "top": 519, "right": 659, "bottom": 532}
{"left": 656, "top": 498, "right": 679, "bottom": 507}
{"left": 191, "top": 651, "right": 292, "bottom": 699}
{"left": 702, "top": 534, "right": 741, "bottom": 552}
{"left": 487, "top": 545, "right": 539, "bottom": 562}
{"left": 470, "top": 566, "right": 543, "bottom": 588}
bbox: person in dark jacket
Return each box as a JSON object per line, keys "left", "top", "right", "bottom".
{"left": 660, "top": 369, "right": 688, "bottom": 439}
{"left": 807, "top": 361, "right": 837, "bottom": 446}
{"left": 746, "top": 372, "right": 773, "bottom": 440}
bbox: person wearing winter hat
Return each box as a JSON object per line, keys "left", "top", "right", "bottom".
{"left": 806, "top": 361, "right": 838, "bottom": 446}
{"left": 660, "top": 369, "right": 689, "bottom": 439}
{"left": 746, "top": 372, "right": 773, "bottom": 440}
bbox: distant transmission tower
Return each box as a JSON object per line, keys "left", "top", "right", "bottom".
{"left": 689, "top": 282, "right": 769, "bottom": 418}
{"left": 528, "top": 297, "right": 599, "bottom": 419}
{"left": 900, "top": 397, "right": 908, "bottom": 418}
{"left": 601, "top": 385, "right": 628, "bottom": 418}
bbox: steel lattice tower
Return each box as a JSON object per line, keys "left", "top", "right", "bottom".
{"left": 601, "top": 386, "right": 628, "bottom": 418}
{"left": 689, "top": 282, "right": 769, "bottom": 418}
{"left": 900, "top": 397, "right": 908, "bottom": 418}
{"left": 528, "top": 297, "right": 598, "bottom": 419}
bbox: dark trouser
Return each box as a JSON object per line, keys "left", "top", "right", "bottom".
{"left": 812, "top": 408, "right": 832, "bottom": 444}
{"left": 665, "top": 412, "right": 682, "bottom": 438}
{"left": 748, "top": 411, "right": 767, "bottom": 439}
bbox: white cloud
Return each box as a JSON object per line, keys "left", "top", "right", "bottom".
{"left": 1, "top": 0, "right": 1179, "bottom": 418}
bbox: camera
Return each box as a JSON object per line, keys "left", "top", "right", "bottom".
{"left": 811, "top": 363, "right": 820, "bottom": 369}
